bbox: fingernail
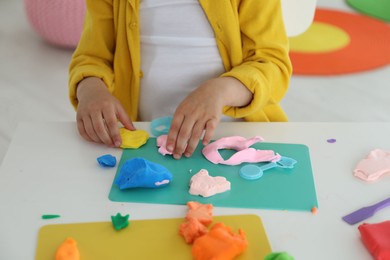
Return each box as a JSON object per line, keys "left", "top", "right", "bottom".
{"left": 184, "top": 152, "right": 191, "bottom": 158}
{"left": 115, "top": 141, "right": 121, "bottom": 147}
{"left": 167, "top": 145, "right": 173, "bottom": 152}
{"left": 173, "top": 153, "right": 181, "bottom": 160}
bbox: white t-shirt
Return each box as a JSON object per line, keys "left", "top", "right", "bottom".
{"left": 139, "top": 0, "right": 236, "bottom": 121}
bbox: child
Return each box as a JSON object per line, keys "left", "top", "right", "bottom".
{"left": 68, "top": 0, "right": 292, "bottom": 159}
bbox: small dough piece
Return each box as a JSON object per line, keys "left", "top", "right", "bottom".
{"left": 186, "top": 201, "right": 213, "bottom": 226}
{"left": 353, "top": 149, "right": 390, "bottom": 182}
{"left": 179, "top": 202, "right": 213, "bottom": 244}
{"left": 111, "top": 213, "right": 130, "bottom": 231}
{"left": 55, "top": 238, "right": 80, "bottom": 260}
{"left": 189, "top": 169, "right": 230, "bottom": 197}
{"left": 97, "top": 154, "right": 116, "bottom": 167}
{"left": 156, "top": 135, "right": 172, "bottom": 155}
{"left": 119, "top": 128, "right": 149, "bottom": 149}
{"left": 179, "top": 217, "right": 209, "bottom": 244}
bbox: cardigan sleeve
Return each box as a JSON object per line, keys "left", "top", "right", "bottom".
{"left": 221, "top": 0, "right": 292, "bottom": 121}
{"left": 68, "top": 0, "right": 116, "bottom": 111}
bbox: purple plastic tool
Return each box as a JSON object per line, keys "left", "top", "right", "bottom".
{"left": 342, "top": 196, "right": 390, "bottom": 225}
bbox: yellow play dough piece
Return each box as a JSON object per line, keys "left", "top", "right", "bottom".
{"left": 119, "top": 128, "right": 149, "bottom": 149}
{"left": 289, "top": 22, "right": 350, "bottom": 53}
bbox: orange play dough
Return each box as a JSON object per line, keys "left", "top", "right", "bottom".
{"left": 179, "top": 217, "right": 209, "bottom": 244}
{"left": 179, "top": 201, "right": 213, "bottom": 244}
{"left": 179, "top": 201, "right": 248, "bottom": 259}
{"left": 55, "top": 238, "right": 80, "bottom": 260}
{"left": 186, "top": 201, "right": 213, "bottom": 226}
{"left": 192, "top": 223, "right": 248, "bottom": 260}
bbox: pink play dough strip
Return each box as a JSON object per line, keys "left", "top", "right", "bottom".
{"left": 353, "top": 149, "right": 390, "bottom": 182}
{"left": 202, "top": 136, "right": 281, "bottom": 165}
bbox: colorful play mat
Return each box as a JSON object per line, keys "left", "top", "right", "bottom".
{"left": 347, "top": 0, "right": 390, "bottom": 22}
{"left": 289, "top": 8, "right": 390, "bottom": 75}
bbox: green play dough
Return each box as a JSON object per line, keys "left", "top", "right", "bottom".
{"left": 264, "top": 252, "right": 295, "bottom": 260}
{"left": 41, "top": 214, "right": 61, "bottom": 219}
{"left": 111, "top": 213, "right": 130, "bottom": 231}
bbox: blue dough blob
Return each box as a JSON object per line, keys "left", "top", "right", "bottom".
{"left": 150, "top": 116, "right": 173, "bottom": 137}
{"left": 97, "top": 154, "right": 117, "bottom": 167}
{"left": 115, "top": 158, "right": 173, "bottom": 189}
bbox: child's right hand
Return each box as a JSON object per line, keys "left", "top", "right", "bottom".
{"left": 75, "top": 77, "right": 135, "bottom": 147}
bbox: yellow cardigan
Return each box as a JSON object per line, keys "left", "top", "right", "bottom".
{"left": 69, "top": 0, "right": 292, "bottom": 122}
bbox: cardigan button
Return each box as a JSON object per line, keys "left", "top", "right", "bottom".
{"left": 129, "top": 22, "right": 137, "bottom": 29}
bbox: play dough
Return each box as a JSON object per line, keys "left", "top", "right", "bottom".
{"left": 179, "top": 217, "right": 209, "bottom": 244}
{"left": 179, "top": 202, "right": 213, "bottom": 244}
{"left": 111, "top": 213, "right": 130, "bottom": 231}
{"left": 353, "top": 149, "right": 390, "bottom": 181}
{"left": 179, "top": 201, "right": 248, "bottom": 259}
{"left": 156, "top": 135, "right": 172, "bottom": 155}
{"left": 358, "top": 220, "right": 390, "bottom": 260}
{"left": 202, "top": 136, "right": 281, "bottom": 165}
{"left": 150, "top": 116, "right": 172, "bottom": 137}
{"left": 192, "top": 222, "right": 248, "bottom": 260}
{"left": 114, "top": 158, "right": 172, "bottom": 189}
{"left": 55, "top": 238, "right": 80, "bottom": 260}
{"left": 186, "top": 201, "right": 213, "bottom": 226}
{"left": 97, "top": 154, "right": 116, "bottom": 167}
{"left": 42, "top": 214, "right": 61, "bottom": 219}
{"left": 264, "top": 252, "right": 295, "bottom": 260}
{"left": 189, "top": 169, "right": 231, "bottom": 197}
{"left": 119, "top": 128, "right": 149, "bottom": 149}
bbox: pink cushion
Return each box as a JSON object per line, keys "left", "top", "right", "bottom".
{"left": 24, "top": 0, "right": 86, "bottom": 48}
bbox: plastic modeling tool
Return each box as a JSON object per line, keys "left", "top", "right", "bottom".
{"left": 239, "top": 156, "right": 297, "bottom": 180}
{"left": 342, "top": 196, "right": 390, "bottom": 225}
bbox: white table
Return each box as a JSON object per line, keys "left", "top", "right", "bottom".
{"left": 0, "top": 122, "right": 389, "bottom": 259}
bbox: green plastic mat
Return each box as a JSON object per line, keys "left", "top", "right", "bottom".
{"left": 109, "top": 138, "right": 318, "bottom": 212}
{"left": 347, "top": 0, "right": 390, "bottom": 22}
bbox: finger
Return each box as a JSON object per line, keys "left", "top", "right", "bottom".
{"left": 166, "top": 113, "right": 184, "bottom": 153}
{"left": 202, "top": 118, "right": 218, "bottom": 145}
{"left": 173, "top": 117, "right": 195, "bottom": 159}
{"left": 76, "top": 117, "right": 93, "bottom": 142}
{"left": 82, "top": 116, "right": 101, "bottom": 143}
{"left": 91, "top": 112, "right": 114, "bottom": 146}
{"left": 117, "top": 105, "right": 136, "bottom": 131}
{"left": 184, "top": 120, "right": 204, "bottom": 158}
{"left": 102, "top": 109, "right": 121, "bottom": 147}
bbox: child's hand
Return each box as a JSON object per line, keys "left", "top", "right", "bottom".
{"left": 166, "top": 77, "right": 252, "bottom": 159}
{"left": 76, "top": 77, "right": 135, "bottom": 147}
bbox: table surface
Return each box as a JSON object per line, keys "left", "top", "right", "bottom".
{"left": 0, "top": 121, "right": 389, "bottom": 259}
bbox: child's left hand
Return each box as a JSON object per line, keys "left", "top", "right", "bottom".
{"left": 165, "top": 77, "right": 252, "bottom": 159}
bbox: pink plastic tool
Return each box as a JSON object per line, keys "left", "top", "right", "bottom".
{"left": 342, "top": 196, "right": 390, "bottom": 225}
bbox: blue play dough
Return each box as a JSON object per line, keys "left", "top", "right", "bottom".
{"left": 150, "top": 116, "right": 173, "bottom": 137}
{"left": 115, "top": 158, "right": 173, "bottom": 189}
{"left": 97, "top": 154, "right": 117, "bottom": 167}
